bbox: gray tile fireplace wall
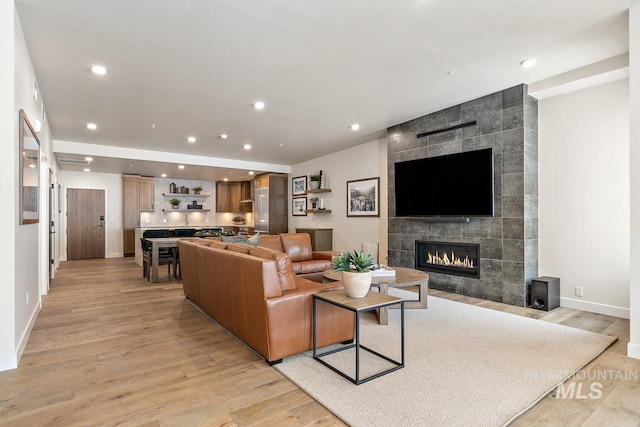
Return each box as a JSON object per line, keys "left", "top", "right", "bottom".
{"left": 387, "top": 84, "right": 538, "bottom": 306}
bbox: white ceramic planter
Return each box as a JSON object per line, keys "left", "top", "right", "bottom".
{"left": 342, "top": 271, "right": 372, "bottom": 298}
{"left": 310, "top": 181, "right": 320, "bottom": 190}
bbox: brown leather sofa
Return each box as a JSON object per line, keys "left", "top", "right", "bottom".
{"left": 260, "top": 233, "right": 334, "bottom": 282}
{"left": 179, "top": 239, "right": 355, "bottom": 364}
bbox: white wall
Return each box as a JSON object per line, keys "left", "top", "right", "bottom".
{"left": 0, "top": 0, "right": 17, "bottom": 371}
{"left": 60, "top": 171, "right": 123, "bottom": 259}
{"left": 0, "top": 7, "right": 58, "bottom": 371}
{"left": 289, "top": 137, "right": 388, "bottom": 260}
{"left": 539, "top": 79, "right": 630, "bottom": 318}
{"left": 628, "top": 4, "right": 640, "bottom": 359}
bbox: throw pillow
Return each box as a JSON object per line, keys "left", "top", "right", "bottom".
{"left": 247, "top": 233, "right": 260, "bottom": 246}
{"left": 221, "top": 235, "right": 249, "bottom": 244}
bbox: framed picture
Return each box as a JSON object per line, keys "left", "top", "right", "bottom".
{"left": 347, "top": 177, "right": 380, "bottom": 217}
{"left": 19, "top": 110, "right": 40, "bottom": 225}
{"left": 292, "top": 196, "right": 307, "bottom": 216}
{"left": 292, "top": 175, "right": 307, "bottom": 196}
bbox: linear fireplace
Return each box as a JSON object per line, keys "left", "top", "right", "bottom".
{"left": 415, "top": 240, "right": 480, "bottom": 279}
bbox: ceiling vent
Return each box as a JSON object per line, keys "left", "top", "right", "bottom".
{"left": 57, "top": 157, "right": 91, "bottom": 166}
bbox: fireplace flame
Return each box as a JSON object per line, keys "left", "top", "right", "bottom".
{"left": 427, "top": 251, "right": 475, "bottom": 269}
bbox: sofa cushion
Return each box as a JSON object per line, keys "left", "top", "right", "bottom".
{"left": 199, "top": 237, "right": 222, "bottom": 244}
{"left": 260, "top": 235, "right": 284, "bottom": 252}
{"left": 226, "top": 242, "right": 251, "bottom": 254}
{"left": 294, "top": 259, "right": 332, "bottom": 275}
{"left": 249, "top": 246, "right": 297, "bottom": 291}
{"left": 280, "top": 233, "right": 313, "bottom": 262}
{"left": 208, "top": 241, "right": 228, "bottom": 249}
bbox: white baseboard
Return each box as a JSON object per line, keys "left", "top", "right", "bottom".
{"left": 106, "top": 252, "right": 124, "bottom": 258}
{"left": 0, "top": 353, "right": 18, "bottom": 372}
{"left": 560, "top": 297, "right": 630, "bottom": 319}
{"left": 1, "top": 301, "right": 41, "bottom": 372}
{"left": 15, "top": 301, "right": 41, "bottom": 364}
{"left": 628, "top": 342, "right": 640, "bottom": 360}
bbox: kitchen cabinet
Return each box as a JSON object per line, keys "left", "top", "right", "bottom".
{"left": 295, "top": 228, "right": 333, "bottom": 251}
{"left": 139, "top": 177, "right": 155, "bottom": 211}
{"left": 122, "top": 174, "right": 155, "bottom": 256}
{"left": 216, "top": 181, "right": 252, "bottom": 212}
{"left": 124, "top": 229, "right": 136, "bottom": 257}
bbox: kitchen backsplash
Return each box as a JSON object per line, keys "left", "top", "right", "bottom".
{"left": 138, "top": 177, "right": 254, "bottom": 227}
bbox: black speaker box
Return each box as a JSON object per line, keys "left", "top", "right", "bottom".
{"left": 530, "top": 276, "right": 560, "bottom": 311}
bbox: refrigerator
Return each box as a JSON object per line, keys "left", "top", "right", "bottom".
{"left": 253, "top": 173, "right": 288, "bottom": 234}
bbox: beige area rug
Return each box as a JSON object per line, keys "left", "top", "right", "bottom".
{"left": 275, "top": 294, "right": 617, "bottom": 427}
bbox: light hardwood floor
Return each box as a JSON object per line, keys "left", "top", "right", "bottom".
{"left": 1, "top": 258, "right": 638, "bottom": 426}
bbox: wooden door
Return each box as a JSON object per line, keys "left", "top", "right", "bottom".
{"left": 67, "top": 189, "right": 105, "bottom": 260}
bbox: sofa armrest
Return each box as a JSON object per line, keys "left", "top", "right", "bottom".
{"left": 264, "top": 279, "right": 354, "bottom": 361}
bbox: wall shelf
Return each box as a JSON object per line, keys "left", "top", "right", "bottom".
{"left": 162, "top": 209, "right": 211, "bottom": 212}
{"left": 307, "top": 188, "right": 331, "bottom": 194}
{"left": 163, "top": 193, "right": 210, "bottom": 197}
{"left": 306, "top": 209, "right": 332, "bottom": 214}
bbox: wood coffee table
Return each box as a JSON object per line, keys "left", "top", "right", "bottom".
{"left": 323, "top": 266, "right": 429, "bottom": 325}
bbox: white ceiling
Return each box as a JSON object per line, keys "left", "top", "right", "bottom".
{"left": 15, "top": 0, "right": 639, "bottom": 180}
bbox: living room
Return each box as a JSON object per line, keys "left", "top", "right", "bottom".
{"left": 2, "top": 0, "right": 640, "bottom": 424}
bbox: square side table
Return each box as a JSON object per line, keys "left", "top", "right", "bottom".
{"left": 312, "top": 290, "right": 404, "bottom": 385}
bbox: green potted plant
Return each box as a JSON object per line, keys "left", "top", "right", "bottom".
{"left": 309, "top": 173, "right": 321, "bottom": 190}
{"left": 169, "top": 198, "right": 181, "bottom": 209}
{"left": 309, "top": 196, "right": 319, "bottom": 209}
{"left": 333, "top": 250, "right": 374, "bottom": 298}
{"left": 192, "top": 186, "right": 203, "bottom": 195}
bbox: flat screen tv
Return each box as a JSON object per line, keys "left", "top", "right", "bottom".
{"left": 394, "top": 148, "right": 494, "bottom": 217}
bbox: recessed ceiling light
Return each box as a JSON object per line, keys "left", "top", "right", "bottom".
{"left": 253, "top": 101, "right": 265, "bottom": 110}
{"left": 85, "top": 157, "right": 93, "bottom": 162}
{"left": 447, "top": 70, "right": 457, "bottom": 76}
{"left": 83, "top": 168, "right": 90, "bottom": 172}
{"left": 248, "top": 171, "right": 254, "bottom": 175}
{"left": 520, "top": 58, "right": 537, "bottom": 68}
{"left": 150, "top": 123, "right": 157, "bottom": 129}
{"left": 220, "top": 133, "right": 228, "bottom": 139}
{"left": 223, "top": 178, "right": 229, "bottom": 182}
{"left": 91, "top": 65, "right": 107, "bottom": 75}
{"left": 161, "top": 173, "right": 167, "bottom": 178}
{"left": 350, "top": 123, "right": 360, "bottom": 131}
{"left": 86, "top": 123, "right": 97, "bottom": 130}
{"left": 187, "top": 136, "right": 196, "bottom": 143}
{"left": 243, "top": 144, "right": 252, "bottom": 150}
{"left": 178, "top": 165, "right": 185, "bottom": 169}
